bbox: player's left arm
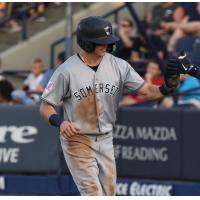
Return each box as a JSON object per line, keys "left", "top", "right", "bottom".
{"left": 136, "top": 83, "right": 163, "bottom": 100}
{"left": 137, "top": 66, "right": 180, "bottom": 101}
{"left": 123, "top": 60, "right": 180, "bottom": 100}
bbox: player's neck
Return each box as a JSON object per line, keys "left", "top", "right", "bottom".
{"left": 79, "top": 51, "right": 103, "bottom": 67}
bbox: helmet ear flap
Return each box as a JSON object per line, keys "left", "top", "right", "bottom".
{"left": 107, "top": 44, "right": 115, "bottom": 53}
{"left": 83, "top": 41, "right": 96, "bottom": 53}
{"left": 77, "top": 34, "right": 96, "bottom": 53}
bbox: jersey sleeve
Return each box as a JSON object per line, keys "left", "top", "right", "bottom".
{"left": 41, "top": 68, "right": 70, "bottom": 106}
{"left": 123, "top": 62, "right": 145, "bottom": 92}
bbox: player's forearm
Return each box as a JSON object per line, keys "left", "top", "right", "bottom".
{"left": 40, "top": 101, "right": 57, "bottom": 123}
{"left": 138, "top": 83, "right": 163, "bottom": 101}
{"left": 145, "top": 85, "right": 164, "bottom": 100}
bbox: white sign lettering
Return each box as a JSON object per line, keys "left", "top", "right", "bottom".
{"left": 0, "top": 177, "right": 5, "bottom": 190}
{"left": 116, "top": 181, "right": 172, "bottom": 196}
{"left": 114, "top": 145, "right": 168, "bottom": 161}
{"left": 114, "top": 125, "right": 177, "bottom": 141}
{"left": 0, "top": 148, "right": 20, "bottom": 163}
{"left": 0, "top": 126, "right": 38, "bottom": 144}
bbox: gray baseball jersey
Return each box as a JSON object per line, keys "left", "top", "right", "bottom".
{"left": 41, "top": 53, "right": 144, "bottom": 134}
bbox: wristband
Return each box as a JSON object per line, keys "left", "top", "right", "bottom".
{"left": 49, "top": 114, "right": 64, "bottom": 128}
{"left": 159, "top": 85, "right": 174, "bottom": 96}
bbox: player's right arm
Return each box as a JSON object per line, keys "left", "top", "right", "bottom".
{"left": 40, "top": 101, "right": 79, "bottom": 138}
{"left": 40, "top": 67, "right": 79, "bottom": 139}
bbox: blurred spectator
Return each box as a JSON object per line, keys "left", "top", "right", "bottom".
{"left": 29, "top": 3, "right": 46, "bottom": 22}
{"left": 177, "top": 74, "right": 200, "bottom": 108}
{"left": 147, "top": 3, "right": 176, "bottom": 31}
{"left": 0, "top": 79, "right": 14, "bottom": 105}
{"left": 130, "top": 50, "right": 141, "bottom": 62}
{"left": 161, "top": 3, "right": 200, "bottom": 53}
{"left": 12, "top": 58, "right": 44, "bottom": 105}
{"left": 133, "top": 21, "right": 166, "bottom": 60}
{"left": 22, "top": 58, "right": 44, "bottom": 92}
{"left": 143, "top": 60, "right": 164, "bottom": 85}
{"left": 8, "top": 3, "right": 22, "bottom": 33}
{"left": 11, "top": 89, "right": 35, "bottom": 105}
{"left": 175, "top": 3, "right": 200, "bottom": 36}
{"left": 119, "top": 60, "right": 164, "bottom": 107}
{"left": 161, "top": 5, "right": 188, "bottom": 52}
{"left": 36, "top": 51, "right": 65, "bottom": 93}
{"left": 114, "top": 19, "right": 135, "bottom": 60}
{"left": 0, "top": 3, "right": 6, "bottom": 20}
{"left": 0, "top": 3, "right": 22, "bottom": 33}
{"left": 114, "top": 18, "right": 166, "bottom": 61}
{"left": 179, "top": 2, "right": 200, "bottom": 21}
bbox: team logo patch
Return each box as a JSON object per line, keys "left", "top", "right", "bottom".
{"left": 104, "top": 26, "right": 111, "bottom": 36}
{"left": 45, "top": 81, "right": 53, "bottom": 93}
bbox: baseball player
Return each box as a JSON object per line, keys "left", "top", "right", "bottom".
{"left": 40, "top": 16, "right": 180, "bottom": 196}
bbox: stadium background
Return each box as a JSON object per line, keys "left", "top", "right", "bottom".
{"left": 0, "top": 2, "right": 200, "bottom": 196}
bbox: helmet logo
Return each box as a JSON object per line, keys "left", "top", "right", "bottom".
{"left": 104, "top": 26, "right": 111, "bottom": 36}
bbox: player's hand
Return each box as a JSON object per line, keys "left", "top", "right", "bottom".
{"left": 163, "top": 60, "right": 180, "bottom": 92}
{"left": 60, "top": 121, "right": 80, "bottom": 139}
{"left": 167, "top": 59, "right": 186, "bottom": 75}
{"left": 167, "top": 51, "right": 197, "bottom": 75}
{"left": 168, "top": 54, "right": 198, "bottom": 77}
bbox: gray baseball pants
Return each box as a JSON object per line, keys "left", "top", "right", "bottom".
{"left": 60, "top": 132, "right": 116, "bottom": 196}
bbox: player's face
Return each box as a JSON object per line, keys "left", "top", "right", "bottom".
{"left": 94, "top": 44, "right": 108, "bottom": 57}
